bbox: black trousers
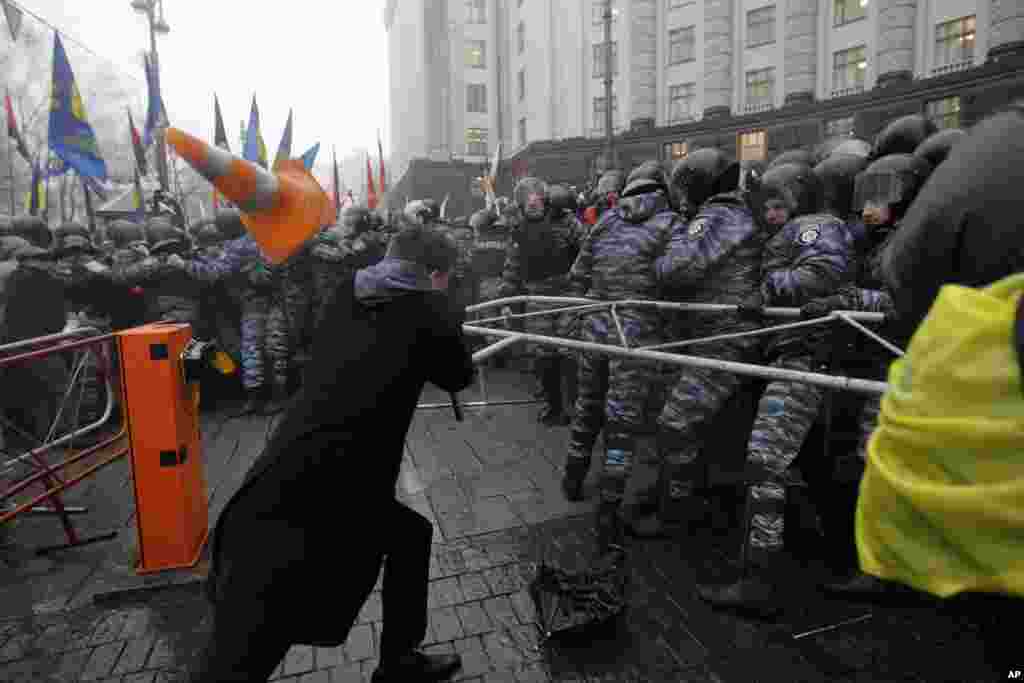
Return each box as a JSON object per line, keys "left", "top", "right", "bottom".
{"left": 188, "top": 499, "right": 433, "bottom": 682}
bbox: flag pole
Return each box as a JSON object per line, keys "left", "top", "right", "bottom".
{"left": 80, "top": 173, "right": 96, "bottom": 233}
{"left": 7, "top": 122, "right": 14, "bottom": 215}
{"left": 43, "top": 150, "right": 51, "bottom": 223}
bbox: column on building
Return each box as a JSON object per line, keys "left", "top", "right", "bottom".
{"left": 875, "top": 0, "right": 918, "bottom": 87}
{"left": 703, "top": 0, "right": 734, "bottom": 118}
{"left": 629, "top": 0, "right": 658, "bottom": 130}
{"left": 988, "top": 0, "right": 1024, "bottom": 64}
{"left": 783, "top": 0, "right": 819, "bottom": 105}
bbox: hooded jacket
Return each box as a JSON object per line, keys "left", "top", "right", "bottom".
{"left": 206, "top": 256, "right": 475, "bottom": 646}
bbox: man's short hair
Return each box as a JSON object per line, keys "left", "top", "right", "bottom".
{"left": 386, "top": 226, "right": 458, "bottom": 273}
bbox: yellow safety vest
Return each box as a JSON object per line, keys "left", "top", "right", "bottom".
{"left": 856, "top": 273, "right": 1024, "bottom": 598}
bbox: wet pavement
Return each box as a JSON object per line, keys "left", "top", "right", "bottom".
{"left": 0, "top": 368, "right": 1011, "bottom": 682}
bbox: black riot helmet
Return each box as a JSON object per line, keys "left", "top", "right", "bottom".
{"left": 342, "top": 206, "right": 373, "bottom": 233}
{"left": 753, "top": 163, "right": 822, "bottom": 226}
{"left": 547, "top": 184, "right": 578, "bottom": 213}
{"left": 871, "top": 114, "right": 937, "bottom": 161}
{"left": 469, "top": 208, "right": 496, "bottom": 234}
{"left": 147, "top": 216, "right": 188, "bottom": 254}
{"left": 402, "top": 199, "right": 440, "bottom": 226}
{"left": 814, "top": 154, "right": 869, "bottom": 219}
{"left": 622, "top": 161, "right": 669, "bottom": 198}
{"left": 194, "top": 222, "right": 223, "bottom": 248}
{"left": 214, "top": 208, "right": 247, "bottom": 240}
{"left": 768, "top": 149, "right": 816, "bottom": 170}
{"left": 595, "top": 169, "right": 625, "bottom": 197}
{"left": 913, "top": 128, "right": 966, "bottom": 170}
{"left": 883, "top": 102, "right": 1024, "bottom": 338}
{"left": 830, "top": 138, "right": 872, "bottom": 160}
{"left": 853, "top": 153, "right": 933, "bottom": 222}
{"left": 513, "top": 177, "right": 548, "bottom": 220}
{"left": 670, "top": 148, "right": 741, "bottom": 212}
{"left": 12, "top": 215, "right": 51, "bottom": 249}
{"left": 53, "top": 221, "right": 94, "bottom": 254}
{"left": 108, "top": 219, "right": 146, "bottom": 248}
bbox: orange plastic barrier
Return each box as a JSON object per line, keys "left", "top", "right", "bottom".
{"left": 117, "top": 323, "right": 208, "bottom": 573}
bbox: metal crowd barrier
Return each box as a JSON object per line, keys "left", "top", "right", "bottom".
{"left": 0, "top": 327, "right": 127, "bottom": 554}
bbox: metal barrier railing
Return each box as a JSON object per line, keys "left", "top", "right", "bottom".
{"left": 0, "top": 328, "right": 126, "bottom": 554}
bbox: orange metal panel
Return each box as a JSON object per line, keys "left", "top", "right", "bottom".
{"left": 117, "top": 323, "right": 209, "bottom": 573}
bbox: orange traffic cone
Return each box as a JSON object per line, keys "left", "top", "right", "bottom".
{"left": 166, "top": 127, "right": 332, "bottom": 264}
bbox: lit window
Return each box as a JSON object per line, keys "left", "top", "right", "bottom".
{"left": 593, "top": 96, "right": 619, "bottom": 134}
{"left": 466, "top": 0, "right": 486, "bottom": 24}
{"left": 466, "top": 128, "right": 488, "bottom": 156}
{"left": 467, "top": 83, "right": 487, "bottom": 113}
{"left": 664, "top": 141, "right": 688, "bottom": 161}
{"left": 926, "top": 96, "right": 961, "bottom": 130}
{"left": 746, "top": 6, "right": 775, "bottom": 48}
{"left": 826, "top": 116, "right": 855, "bottom": 137}
{"left": 518, "top": 69, "right": 525, "bottom": 101}
{"left": 935, "top": 16, "right": 976, "bottom": 68}
{"left": 745, "top": 68, "right": 775, "bottom": 109}
{"left": 593, "top": 42, "right": 619, "bottom": 78}
{"left": 667, "top": 83, "right": 696, "bottom": 124}
{"left": 668, "top": 26, "right": 696, "bottom": 65}
{"left": 832, "top": 45, "right": 867, "bottom": 94}
{"left": 518, "top": 118, "right": 527, "bottom": 146}
{"left": 834, "top": 0, "right": 867, "bottom": 27}
{"left": 517, "top": 22, "right": 525, "bottom": 54}
{"left": 739, "top": 130, "right": 767, "bottom": 162}
{"left": 466, "top": 40, "right": 486, "bottom": 68}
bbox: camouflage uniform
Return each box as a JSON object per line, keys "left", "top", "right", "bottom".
{"left": 265, "top": 250, "right": 311, "bottom": 396}
{"left": 447, "top": 223, "right": 478, "bottom": 313}
{"left": 744, "top": 213, "right": 855, "bottom": 554}
{"left": 566, "top": 191, "right": 677, "bottom": 507}
{"left": 473, "top": 216, "right": 510, "bottom": 305}
{"left": 654, "top": 193, "right": 766, "bottom": 522}
{"left": 308, "top": 226, "right": 349, "bottom": 332}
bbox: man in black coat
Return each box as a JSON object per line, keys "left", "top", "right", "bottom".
{"left": 190, "top": 226, "right": 476, "bottom": 682}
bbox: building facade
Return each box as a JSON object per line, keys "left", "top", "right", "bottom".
{"left": 386, "top": 0, "right": 1023, "bottom": 201}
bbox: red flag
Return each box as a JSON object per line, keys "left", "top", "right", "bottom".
{"left": 377, "top": 132, "right": 386, "bottom": 195}
{"left": 366, "top": 155, "right": 377, "bottom": 209}
{"left": 127, "top": 108, "right": 148, "bottom": 176}
{"left": 5, "top": 92, "right": 30, "bottom": 163}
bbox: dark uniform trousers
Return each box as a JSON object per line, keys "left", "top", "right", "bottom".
{"left": 189, "top": 499, "right": 433, "bottom": 682}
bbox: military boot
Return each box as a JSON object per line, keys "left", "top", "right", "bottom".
{"left": 596, "top": 434, "right": 632, "bottom": 554}
{"left": 620, "top": 434, "right": 668, "bottom": 538}
{"left": 561, "top": 454, "right": 590, "bottom": 502}
{"left": 538, "top": 357, "right": 569, "bottom": 426}
{"left": 562, "top": 356, "right": 579, "bottom": 418}
{"left": 697, "top": 477, "right": 788, "bottom": 619}
{"left": 626, "top": 448, "right": 708, "bottom": 538}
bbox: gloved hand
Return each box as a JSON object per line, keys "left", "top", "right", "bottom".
{"left": 737, "top": 293, "right": 764, "bottom": 319}
{"left": 801, "top": 295, "right": 845, "bottom": 319}
{"left": 500, "top": 306, "right": 514, "bottom": 329}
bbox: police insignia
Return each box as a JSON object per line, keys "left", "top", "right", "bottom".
{"left": 687, "top": 219, "right": 707, "bottom": 239}
{"left": 799, "top": 227, "right": 820, "bottom": 245}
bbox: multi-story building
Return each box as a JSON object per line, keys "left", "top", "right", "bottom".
{"left": 386, "top": 0, "right": 1023, "bottom": 212}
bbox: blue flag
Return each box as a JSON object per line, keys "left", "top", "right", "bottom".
{"left": 48, "top": 33, "right": 107, "bottom": 180}
{"left": 143, "top": 53, "right": 168, "bottom": 146}
{"left": 243, "top": 97, "right": 267, "bottom": 168}
{"left": 300, "top": 143, "right": 320, "bottom": 171}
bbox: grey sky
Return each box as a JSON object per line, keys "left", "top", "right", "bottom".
{"left": 25, "top": 0, "right": 391, "bottom": 179}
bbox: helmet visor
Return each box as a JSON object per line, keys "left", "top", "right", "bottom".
{"left": 853, "top": 171, "right": 914, "bottom": 212}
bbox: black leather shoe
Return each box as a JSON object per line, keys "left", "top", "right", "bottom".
{"left": 371, "top": 650, "right": 462, "bottom": 682}
{"left": 697, "top": 575, "right": 782, "bottom": 619}
{"left": 822, "top": 571, "right": 889, "bottom": 596}
{"left": 539, "top": 406, "right": 570, "bottom": 426}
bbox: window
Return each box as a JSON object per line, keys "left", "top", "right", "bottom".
{"left": 746, "top": 6, "right": 775, "bottom": 47}
{"left": 466, "top": 40, "right": 486, "bottom": 68}
{"left": 467, "top": 83, "right": 487, "bottom": 113}
{"left": 935, "top": 16, "right": 976, "bottom": 68}
{"left": 668, "top": 26, "right": 696, "bottom": 64}
{"left": 593, "top": 96, "right": 619, "bottom": 134}
{"left": 833, "top": 0, "right": 867, "bottom": 26}
{"left": 518, "top": 118, "right": 527, "bottom": 146}
{"left": 667, "top": 83, "right": 696, "bottom": 123}
{"left": 739, "top": 130, "right": 767, "bottom": 162}
{"left": 466, "top": 0, "right": 486, "bottom": 24}
{"left": 592, "top": 1, "right": 616, "bottom": 26}
{"left": 466, "top": 128, "right": 488, "bottom": 156}
{"left": 668, "top": 0, "right": 694, "bottom": 9}
{"left": 663, "top": 141, "right": 688, "bottom": 161}
{"left": 745, "top": 68, "right": 775, "bottom": 110}
{"left": 926, "top": 96, "right": 961, "bottom": 130}
{"left": 593, "top": 42, "right": 619, "bottom": 78}
{"left": 826, "top": 116, "right": 855, "bottom": 137}
{"left": 517, "top": 22, "right": 525, "bottom": 54}
{"left": 518, "top": 69, "right": 525, "bottom": 101}
{"left": 832, "top": 45, "right": 867, "bottom": 94}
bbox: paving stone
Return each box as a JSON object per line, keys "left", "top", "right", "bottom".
{"left": 123, "top": 673, "right": 158, "bottom": 683}
{"left": 508, "top": 591, "right": 536, "bottom": 623}
{"left": 87, "top": 612, "right": 128, "bottom": 646}
{"left": 428, "top": 577, "right": 464, "bottom": 609}
{"left": 453, "top": 636, "right": 485, "bottom": 653}
{"left": 359, "top": 658, "right": 379, "bottom": 677}
{"left": 0, "top": 633, "right": 31, "bottom": 663}
{"left": 119, "top": 609, "right": 155, "bottom": 639}
{"left": 423, "top": 642, "right": 456, "bottom": 656}
{"left": 457, "top": 648, "right": 494, "bottom": 679}
{"left": 482, "top": 596, "right": 520, "bottom": 629}
{"left": 80, "top": 640, "right": 126, "bottom": 680}
{"left": 51, "top": 648, "right": 91, "bottom": 682}
{"left": 299, "top": 668, "right": 330, "bottom": 683}
{"left": 356, "top": 592, "right": 382, "bottom": 624}
{"left": 515, "top": 662, "right": 549, "bottom": 683}
{"left": 282, "top": 645, "right": 315, "bottom": 677}
{"left": 459, "top": 572, "right": 491, "bottom": 601}
{"left": 329, "top": 664, "right": 364, "bottom": 683}
{"left": 482, "top": 565, "right": 526, "bottom": 595}
{"left": 145, "top": 637, "right": 175, "bottom": 668}
{"left": 312, "top": 645, "right": 343, "bottom": 670}
{"left": 456, "top": 602, "right": 493, "bottom": 637}
{"left": 345, "top": 623, "right": 375, "bottom": 662}
{"left": 483, "top": 672, "right": 518, "bottom": 683}
{"left": 430, "top": 606, "right": 465, "bottom": 642}
{"left": 111, "top": 636, "right": 154, "bottom": 675}
{"left": 482, "top": 631, "right": 528, "bottom": 672}
{"left": 468, "top": 497, "right": 524, "bottom": 535}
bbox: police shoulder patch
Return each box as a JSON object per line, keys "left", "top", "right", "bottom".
{"left": 686, "top": 219, "right": 707, "bottom": 239}
{"left": 798, "top": 226, "right": 821, "bottom": 245}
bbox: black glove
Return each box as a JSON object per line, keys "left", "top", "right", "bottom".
{"left": 737, "top": 293, "right": 764, "bottom": 320}
{"left": 801, "top": 295, "right": 845, "bottom": 319}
